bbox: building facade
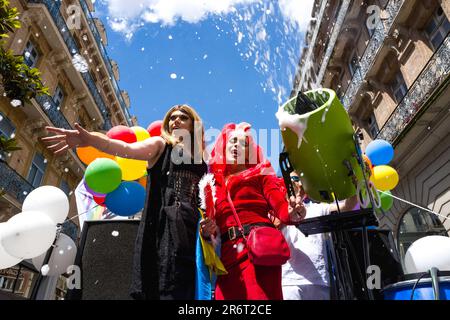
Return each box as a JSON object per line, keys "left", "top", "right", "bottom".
{"left": 0, "top": 0, "right": 137, "bottom": 298}
{"left": 292, "top": 0, "right": 450, "bottom": 265}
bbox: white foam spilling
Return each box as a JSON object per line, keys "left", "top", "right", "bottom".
{"left": 275, "top": 106, "right": 309, "bottom": 149}
{"left": 321, "top": 107, "right": 330, "bottom": 124}
{"left": 72, "top": 54, "right": 89, "bottom": 73}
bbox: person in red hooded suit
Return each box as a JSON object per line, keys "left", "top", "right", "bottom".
{"left": 199, "top": 122, "right": 306, "bottom": 300}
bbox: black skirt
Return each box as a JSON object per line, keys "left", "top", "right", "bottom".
{"left": 130, "top": 145, "right": 207, "bottom": 300}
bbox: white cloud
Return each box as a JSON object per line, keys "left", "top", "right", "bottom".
{"left": 278, "top": 0, "right": 315, "bottom": 32}
{"left": 103, "top": 0, "right": 257, "bottom": 27}
{"left": 102, "top": 0, "right": 315, "bottom": 35}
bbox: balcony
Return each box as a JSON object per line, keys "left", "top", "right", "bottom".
{"left": 78, "top": 0, "right": 132, "bottom": 125}
{"left": 28, "top": 0, "right": 112, "bottom": 130}
{"left": 0, "top": 160, "right": 34, "bottom": 204}
{"left": 297, "top": 0, "right": 329, "bottom": 90}
{"left": 342, "top": 0, "right": 405, "bottom": 110}
{"left": 316, "top": 0, "right": 352, "bottom": 86}
{"left": 377, "top": 33, "right": 450, "bottom": 143}
{"left": 34, "top": 94, "right": 71, "bottom": 130}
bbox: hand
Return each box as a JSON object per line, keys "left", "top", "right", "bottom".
{"left": 288, "top": 195, "right": 306, "bottom": 223}
{"left": 200, "top": 217, "right": 219, "bottom": 239}
{"left": 41, "top": 123, "right": 91, "bottom": 155}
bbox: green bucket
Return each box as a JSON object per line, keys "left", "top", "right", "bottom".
{"left": 276, "top": 88, "right": 362, "bottom": 203}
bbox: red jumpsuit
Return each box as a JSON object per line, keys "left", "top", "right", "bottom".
{"left": 205, "top": 123, "right": 295, "bottom": 300}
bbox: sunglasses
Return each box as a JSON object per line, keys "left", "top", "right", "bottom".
{"left": 290, "top": 176, "right": 300, "bottom": 182}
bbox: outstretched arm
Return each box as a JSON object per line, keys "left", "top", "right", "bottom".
{"left": 42, "top": 123, "right": 166, "bottom": 162}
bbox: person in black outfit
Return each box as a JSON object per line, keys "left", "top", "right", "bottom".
{"left": 43, "top": 105, "right": 207, "bottom": 300}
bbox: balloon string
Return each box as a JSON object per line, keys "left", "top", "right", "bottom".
{"left": 378, "top": 190, "right": 448, "bottom": 220}
{"left": 67, "top": 204, "right": 101, "bottom": 222}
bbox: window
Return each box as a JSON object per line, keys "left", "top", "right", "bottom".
{"left": 53, "top": 85, "right": 65, "bottom": 109}
{"left": 397, "top": 207, "right": 448, "bottom": 270}
{"left": 367, "top": 113, "right": 379, "bottom": 139}
{"left": 27, "top": 152, "right": 47, "bottom": 188}
{"left": 60, "top": 180, "right": 70, "bottom": 196}
{"left": 348, "top": 51, "right": 360, "bottom": 78}
{"left": 425, "top": 6, "right": 450, "bottom": 51}
{"left": 391, "top": 72, "right": 408, "bottom": 104}
{"left": 24, "top": 40, "right": 39, "bottom": 68}
{"left": 0, "top": 112, "right": 16, "bottom": 138}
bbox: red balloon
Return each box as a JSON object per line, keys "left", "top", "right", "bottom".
{"left": 107, "top": 125, "right": 137, "bottom": 143}
{"left": 93, "top": 195, "right": 106, "bottom": 207}
{"left": 147, "top": 120, "right": 163, "bottom": 137}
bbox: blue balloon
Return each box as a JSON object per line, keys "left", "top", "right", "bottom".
{"left": 105, "top": 181, "right": 145, "bottom": 216}
{"left": 365, "top": 139, "right": 394, "bottom": 166}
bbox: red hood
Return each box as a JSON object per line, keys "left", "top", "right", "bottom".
{"left": 208, "top": 122, "right": 274, "bottom": 177}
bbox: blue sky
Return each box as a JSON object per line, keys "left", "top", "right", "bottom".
{"left": 93, "top": 0, "right": 314, "bottom": 163}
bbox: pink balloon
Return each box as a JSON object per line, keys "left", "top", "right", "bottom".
{"left": 147, "top": 120, "right": 163, "bottom": 137}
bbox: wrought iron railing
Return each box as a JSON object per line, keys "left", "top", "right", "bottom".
{"left": 377, "top": 33, "right": 450, "bottom": 143}
{"left": 315, "top": 0, "right": 352, "bottom": 86}
{"left": 342, "top": 0, "right": 405, "bottom": 110}
{"left": 34, "top": 94, "right": 72, "bottom": 130}
{"left": 297, "top": 0, "right": 329, "bottom": 90}
{"left": 0, "top": 160, "right": 35, "bottom": 203}
{"left": 78, "top": 0, "right": 132, "bottom": 124}
{"left": 28, "top": 0, "right": 112, "bottom": 130}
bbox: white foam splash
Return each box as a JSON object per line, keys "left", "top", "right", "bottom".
{"left": 10, "top": 99, "right": 22, "bottom": 108}
{"left": 275, "top": 106, "right": 309, "bottom": 149}
{"left": 41, "top": 264, "right": 50, "bottom": 276}
{"left": 72, "top": 54, "right": 89, "bottom": 73}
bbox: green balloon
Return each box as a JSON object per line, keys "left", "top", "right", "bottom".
{"left": 380, "top": 190, "right": 394, "bottom": 212}
{"left": 85, "top": 158, "right": 122, "bottom": 194}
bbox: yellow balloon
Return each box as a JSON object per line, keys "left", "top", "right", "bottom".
{"left": 76, "top": 146, "right": 115, "bottom": 165}
{"left": 370, "top": 165, "right": 399, "bottom": 191}
{"left": 131, "top": 126, "right": 151, "bottom": 142}
{"left": 115, "top": 157, "right": 148, "bottom": 181}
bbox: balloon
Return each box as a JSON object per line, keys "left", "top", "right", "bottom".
{"left": 115, "top": 157, "right": 147, "bottom": 181}
{"left": 362, "top": 154, "right": 374, "bottom": 177}
{"left": 0, "top": 223, "right": 22, "bottom": 269}
{"left": 105, "top": 181, "right": 145, "bottom": 216}
{"left": 365, "top": 139, "right": 394, "bottom": 166}
{"left": 131, "top": 126, "right": 151, "bottom": 142}
{"left": 147, "top": 120, "right": 163, "bottom": 137}
{"left": 1, "top": 211, "right": 56, "bottom": 259}
{"left": 85, "top": 158, "right": 122, "bottom": 194}
{"left": 93, "top": 195, "right": 106, "bottom": 207}
{"left": 32, "top": 233, "right": 77, "bottom": 276}
{"left": 106, "top": 125, "right": 137, "bottom": 143}
{"left": 379, "top": 190, "right": 394, "bottom": 211}
{"left": 404, "top": 236, "right": 450, "bottom": 274}
{"left": 84, "top": 180, "right": 107, "bottom": 197}
{"left": 371, "top": 165, "right": 399, "bottom": 191}
{"left": 137, "top": 176, "right": 148, "bottom": 188}
{"left": 22, "top": 186, "right": 69, "bottom": 224}
{"left": 362, "top": 154, "right": 373, "bottom": 168}
{"left": 76, "top": 146, "right": 114, "bottom": 165}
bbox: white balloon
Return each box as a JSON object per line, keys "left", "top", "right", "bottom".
{"left": 22, "top": 186, "right": 69, "bottom": 224}
{"left": 0, "top": 223, "right": 22, "bottom": 269}
{"left": 404, "top": 235, "right": 450, "bottom": 274}
{"left": 32, "top": 233, "right": 77, "bottom": 276}
{"left": 1, "top": 211, "right": 57, "bottom": 259}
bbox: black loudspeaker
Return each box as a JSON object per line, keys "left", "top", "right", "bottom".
{"left": 343, "top": 229, "right": 404, "bottom": 300}
{"left": 66, "top": 220, "right": 140, "bottom": 300}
